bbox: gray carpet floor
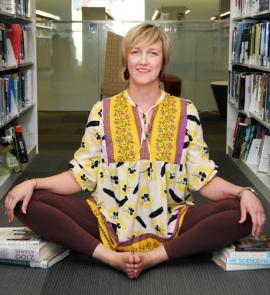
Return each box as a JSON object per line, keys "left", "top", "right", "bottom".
{"left": 0, "top": 111, "right": 270, "bottom": 295}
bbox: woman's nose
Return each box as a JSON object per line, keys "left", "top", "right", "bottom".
{"left": 139, "top": 52, "right": 147, "bottom": 64}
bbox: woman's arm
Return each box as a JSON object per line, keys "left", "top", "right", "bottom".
{"left": 199, "top": 176, "right": 266, "bottom": 237}
{"left": 199, "top": 176, "right": 241, "bottom": 200}
{"left": 34, "top": 171, "right": 81, "bottom": 195}
{"left": 4, "top": 171, "right": 81, "bottom": 223}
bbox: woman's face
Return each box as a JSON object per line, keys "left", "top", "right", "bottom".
{"left": 127, "top": 39, "right": 163, "bottom": 87}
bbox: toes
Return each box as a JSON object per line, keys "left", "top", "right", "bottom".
{"left": 127, "top": 270, "right": 135, "bottom": 279}
{"left": 128, "top": 252, "right": 135, "bottom": 264}
{"left": 133, "top": 253, "right": 142, "bottom": 264}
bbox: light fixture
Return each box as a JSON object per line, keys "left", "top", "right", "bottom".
{"left": 152, "top": 9, "right": 161, "bottom": 20}
{"left": 210, "top": 16, "right": 217, "bottom": 20}
{"left": 185, "top": 9, "right": 191, "bottom": 15}
{"left": 220, "top": 11, "right": 230, "bottom": 18}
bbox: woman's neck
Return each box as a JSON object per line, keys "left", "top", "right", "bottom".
{"left": 127, "top": 83, "right": 161, "bottom": 113}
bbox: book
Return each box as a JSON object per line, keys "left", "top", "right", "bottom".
{"left": 232, "top": 122, "right": 248, "bottom": 158}
{"left": 217, "top": 244, "right": 270, "bottom": 259}
{"left": 0, "top": 240, "right": 65, "bottom": 262}
{"left": 257, "top": 134, "right": 270, "bottom": 172}
{"left": 212, "top": 255, "right": 270, "bottom": 271}
{"left": 0, "top": 227, "right": 42, "bottom": 246}
{"left": 235, "top": 234, "right": 270, "bottom": 251}
{"left": 0, "top": 248, "right": 70, "bottom": 269}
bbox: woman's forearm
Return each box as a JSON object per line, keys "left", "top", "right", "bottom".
{"left": 199, "top": 176, "right": 242, "bottom": 201}
{"left": 34, "top": 171, "right": 81, "bottom": 195}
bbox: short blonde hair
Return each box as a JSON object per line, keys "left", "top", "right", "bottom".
{"left": 121, "top": 23, "right": 172, "bottom": 81}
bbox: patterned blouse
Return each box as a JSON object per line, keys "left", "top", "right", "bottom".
{"left": 69, "top": 90, "right": 218, "bottom": 252}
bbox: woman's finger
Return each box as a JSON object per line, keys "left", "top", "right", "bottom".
{"left": 5, "top": 194, "right": 19, "bottom": 223}
{"left": 21, "top": 194, "right": 31, "bottom": 214}
{"left": 239, "top": 203, "right": 247, "bottom": 223}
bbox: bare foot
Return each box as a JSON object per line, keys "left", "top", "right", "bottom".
{"left": 133, "top": 246, "right": 169, "bottom": 279}
{"left": 92, "top": 244, "right": 136, "bottom": 278}
{"left": 110, "top": 251, "right": 136, "bottom": 278}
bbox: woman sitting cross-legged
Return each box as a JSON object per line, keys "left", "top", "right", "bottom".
{"left": 4, "top": 23, "right": 266, "bottom": 279}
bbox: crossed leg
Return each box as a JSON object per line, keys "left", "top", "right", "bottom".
{"left": 14, "top": 190, "right": 136, "bottom": 277}
{"left": 131, "top": 199, "right": 252, "bottom": 278}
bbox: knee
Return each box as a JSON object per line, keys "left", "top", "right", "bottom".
{"left": 218, "top": 198, "right": 240, "bottom": 211}
{"left": 31, "top": 190, "right": 50, "bottom": 201}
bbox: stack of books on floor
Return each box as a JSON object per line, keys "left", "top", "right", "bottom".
{"left": 212, "top": 234, "right": 270, "bottom": 271}
{"left": 0, "top": 227, "right": 70, "bottom": 268}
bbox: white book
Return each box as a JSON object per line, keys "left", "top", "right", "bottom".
{"left": 258, "top": 135, "right": 270, "bottom": 172}
{"left": 6, "top": 38, "right": 17, "bottom": 67}
{"left": 218, "top": 245, "right": 270, "bottom": 259}
{"left": 2, "top": 0, "right": 16, "bottom": 15}
{"left": 0, "top": 241, "right": 65, "bottom": 262}
{"left": 0, "top": 249, "right": 70, "bottom": 269}
{"left": 0, "top": 227, "right": 42, "bottom": 246}
{"left": 246, "top": 138, "right": 262, "bottom": 166}
{"left": 212, "top": 255, "right": 270, "bottom": 271}
{"left": 248, "top": 74, "right": 257, "bottom": 112}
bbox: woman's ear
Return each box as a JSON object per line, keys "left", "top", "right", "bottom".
{"left": 124, "top": 68, "right": 130, "bottom": 80}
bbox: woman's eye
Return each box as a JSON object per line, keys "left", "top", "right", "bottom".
{"left": 150, "top": 51, "right": 158, "bottom": 56}
{"left": 131, "top": 50, "right": 139, "bottom": 55}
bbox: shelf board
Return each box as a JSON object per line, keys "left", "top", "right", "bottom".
{"left": 228, "top": 101, "right": 270, "bottom": 129}
{"left": 0, "top": 104, "right": 35, "bottom": 130}
{"left": 232, "top": 9, "right": 270, "bottom": 21}
{"left": 228, "top": 147, "right": 270, "bottom": 202}
{"left": 0, "top": 62, "right": 33, "bottom": 73}
{"left": 0, "top": 12, "right": 32, "bottom": 23}
{"left": 0, "top": 145, "right": 36, "bottom": 200}
{"left": 36, "top": 24, "right": 53, "bottom": 30}
{"left": 232, "top": 62, "right": 270, "bottom": 72}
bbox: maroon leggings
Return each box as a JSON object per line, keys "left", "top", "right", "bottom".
{"left": 14, "top": 190, "right": 252, "bottom": 259}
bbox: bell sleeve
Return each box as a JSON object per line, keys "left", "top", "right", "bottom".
{"left": 185, "top": 102, "right": 218, "bottom": 191}
{"left": 68, "top": 101, "right": 103, "bottom": 192}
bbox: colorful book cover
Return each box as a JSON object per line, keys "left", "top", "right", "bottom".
{"left": 0, "top": 227, "right": 42, "bottom": 246}
{"left": 235, "top": 234, "right": 270, "bottom": 251}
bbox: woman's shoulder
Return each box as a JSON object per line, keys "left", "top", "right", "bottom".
{"left": 164, "top": 92, "right": 197, "bottom": 112}
{"left": 101, "top": 91, "right": 126, "bottom": 104}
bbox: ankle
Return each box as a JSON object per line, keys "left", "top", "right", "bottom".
{"left": 149, "top": 245, "right": 169, "bottom": 264}
{"left": 92, "top": 243, "right": 115, "bottom": 266}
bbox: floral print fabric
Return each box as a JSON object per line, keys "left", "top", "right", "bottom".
{"left": 69, "top": 90, "right": 218, "bottom": 251}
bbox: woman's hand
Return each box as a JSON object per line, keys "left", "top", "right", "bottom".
{"left": 239, "top": 190, "right": 266, "bottom": 238}
{"left": 4, "top": 179, "right": 36, "bottom": 223}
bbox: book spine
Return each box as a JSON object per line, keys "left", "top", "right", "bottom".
{"left": 14, "top": 125, "right": 29, "bottom": 163}
{"left": 226, "top": 251, "right": 270, "bottom": 259}
{"left": 0, "top": 240, "right": 40, "bottom": 246}
{"left": 0, "top": 246, "right": 39, "bottom": 261}
{"left": 226, "top": 257, "right": 270, "bottom": 264}
{"left": 0, "top": 258, "right": 31, "bottom": 267}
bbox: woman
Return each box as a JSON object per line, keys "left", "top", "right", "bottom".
{"left": 4, "top": 23, "right": 265, "bottom": 279}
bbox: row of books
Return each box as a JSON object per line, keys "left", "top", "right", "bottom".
{"left": 0, "top": 23, "right": 29, "bottom": 67}
{"left": 231, "top": 0, "right": 270, "bottom": 18}
{"left": 0, "top": 227, "right": 69, "bottom": 268}
{"left": 212, "top": 234, "right": 270, "bottom": 271}
{"left": 0, "top": 123, "right": 29, "bottom": 175}
{"left": 232, "top": 113, "right": 270, "bottom": 173}
{"left": 232, "top": 21, "right": 270, "bottom": 67}
{"left": 229, "top": 70, "right": 270, "bottom": 123}
{"left": 0, "top": 70, "right": 32, "bottom": 126}
{"left": 0, "top": 0, "right": 31, "bottom": 18}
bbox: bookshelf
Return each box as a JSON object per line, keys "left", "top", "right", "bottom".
{"left": 227, "top": 0, "right": 270, "bottom": 202}
{"left": 0, "top": 0, "right": 37, "bottom": 200}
